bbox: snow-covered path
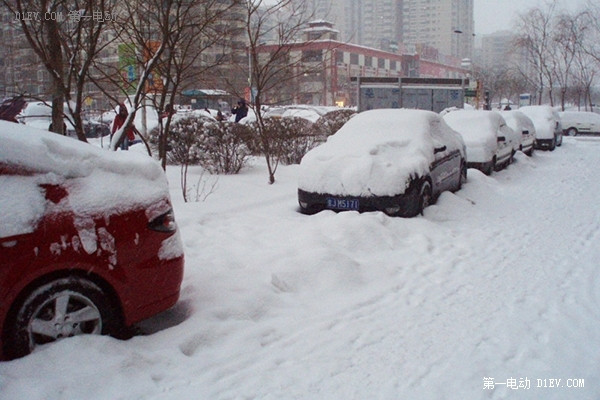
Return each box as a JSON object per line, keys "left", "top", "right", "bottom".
{"left": 1, "top": 137, "right": 599, "bottom": 399}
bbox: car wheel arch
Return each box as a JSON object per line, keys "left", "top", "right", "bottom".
{"left": 457, "top": 160, "right": 467, "bottom": 190}
{"left": 2, "top": 268, "right": 125, "bottom": 350}
{"left": 416, "top": 177, "right": 433, "bottom": 216}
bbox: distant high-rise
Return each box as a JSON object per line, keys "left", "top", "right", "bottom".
{"left": 402, "top": 0, "right": 474, "bottom": 60}
{"left": 477, "top": 30, "right": 525, "bottom": 70}
{"left": 306, "top": 0, "right": 402, "bottom": 52}
{"left": 307, "top": 0, "right": 474, "bottom": 60}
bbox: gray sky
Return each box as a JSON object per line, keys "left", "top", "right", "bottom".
{"left": 474, "top": 0, "right": 589, "bottom": 35}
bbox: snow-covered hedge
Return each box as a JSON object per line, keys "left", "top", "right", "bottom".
{"left": 165, "top": 116, "right": 251, "bottom": 175}
{"left": 246, "top": 117, "right": 317, "bottom": 165}
{"left": 312, "top": 108, "right": 357, "bottom": 139}
{"left": 153, "top": 108, "right": 357, "bottom": 173}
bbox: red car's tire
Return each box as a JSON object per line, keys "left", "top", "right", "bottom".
{"left": 3, "top": 277, "right": 119, "bottom": 359}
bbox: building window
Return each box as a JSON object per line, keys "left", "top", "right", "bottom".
{"left": 378, "top": 58, "right": 385, "bottom": 68}
{"left": 390, "top": 60, "right": 397, "bottom": 70}
{"left": 365, "top": 56, "right": 372, "bottom": 67}
{"left": 350, "top": 53, "right": 359, "bottom": 65}
{"left": 302, "top": 50, "right": 323, "bottom": 62}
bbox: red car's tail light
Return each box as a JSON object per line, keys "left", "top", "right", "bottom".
{"left": 148, "top": 209, "right": 177, "bottom": 233}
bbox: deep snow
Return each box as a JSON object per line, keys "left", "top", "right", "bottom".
{"left": 1, "top": 136, "right": 600, "bottom": 399}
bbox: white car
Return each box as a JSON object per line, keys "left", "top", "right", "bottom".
{"left": 17, "top": 101, "right": 75, "bottom": 135}
{"left": 501, "top": 110, "right": 536, "bottom": 156}
{"left": 298, "top": 109, "right": 466, "bottom": 217}
{"left": 519, "top": 105, "right": 562, "bottom": 150}
{"left": 499, "top": 111, "right": 523, "bottom": 156}
{"left": 443, "top": 110, "right": 514, "bottom": 175}
{"left": 559, "top": 111, "right": 600, "bottom": 136}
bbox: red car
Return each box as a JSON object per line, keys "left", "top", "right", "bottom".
{"left": 0, "top": 121, "right": 184, "bottom": 359}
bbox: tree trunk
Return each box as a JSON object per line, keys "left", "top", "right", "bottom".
{"left": 47, "top": 18, "right": 65, "bottom": 135}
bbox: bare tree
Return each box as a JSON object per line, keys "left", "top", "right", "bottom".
{"left": 229, "top": 0, "right": 315, "bottom": 184}
{"left": 1, "top": 0, "right": 120, "bottom": 140}
{"left": 150, "top": 0, "right": 240, "bottom": 169}
{"left": 514, "top": 2, "right": 558, "bottom": 105}
{"left": 90, "top": 0, "right": 172, "bottom": 151}
{"left": 551, "top": 12, "right": 587, "bottom": 110}
{"left": 477, "top": 64, "right": 530, "bottom": 108}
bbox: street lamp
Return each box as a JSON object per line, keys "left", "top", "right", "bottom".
{"left": 453, "top": 29, "right": 462, "bottom": 60}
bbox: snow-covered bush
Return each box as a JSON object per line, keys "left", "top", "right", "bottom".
{"left": 165, "top": 116, "right": 206, "bottom": 166}
{"left": 165, "top": 116, "right": 251, "bottom": 174}
{"left": 313, "top": 109, "right": 357, "bottom": 140}
{"left": 196, "top": 122, "right": 252, "bottom": 174}
{"left": 247, "top": 116, "right": 318, "bottom": 165}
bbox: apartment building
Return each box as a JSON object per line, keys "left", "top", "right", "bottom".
{"left": 0, "top": 1, "right": 247, "bottom": 113}
{"left": 307, "top": 0, "right": 474, "bottom": 62}
{"left": 477, "top": 30, "right": 521, "bottom": 70}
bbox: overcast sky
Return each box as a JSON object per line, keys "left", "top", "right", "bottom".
{"left": 474, "top": 0, "right": 589, "bottom": 35}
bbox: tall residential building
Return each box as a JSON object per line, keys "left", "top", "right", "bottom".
{"left": 307, "top": 0, "right": 474, "bottom": 60}
{"left": 478, "top": 30, "right": 518, "bottom": 70}
{"left": 306, "top": 0, "right": 402, "bottom": 52}
{"left": 402, "top": 0, "right": 474, "bottom": 60}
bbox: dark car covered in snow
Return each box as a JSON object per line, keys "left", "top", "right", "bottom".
{"left": 297, "top": 109, "right": 466, "bottom": 217}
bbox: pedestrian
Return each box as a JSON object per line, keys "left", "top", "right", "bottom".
{"left": 231, "top": 99, "right": 248, "bottom": 123}
{"left": 111, "top": 103, "right": 139, "bottom": 150}
{"left": 504, "top": 104, "right": 512, "bottom": 111}
{"left": 216, "top": 110, "right": 225, "bottom": 122}
{"left": 160, "top": 103, "right": 175, "bottom": 121}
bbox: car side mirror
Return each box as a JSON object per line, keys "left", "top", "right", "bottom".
{"left": 434, "top": 145, "right": 447, "bottom": 154}
{"left": 497, "top": 136, "right": 506, "bottom": 142}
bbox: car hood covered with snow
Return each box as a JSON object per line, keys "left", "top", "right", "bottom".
{"left": 0, "top": 121, "right": 170, "bottom": 239}
{"left": 298, "top": 109, "right": 462, "bottom": 197}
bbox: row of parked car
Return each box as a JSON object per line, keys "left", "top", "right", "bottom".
{"left": 297, "top": 105, "right": 575, "bottom": 217}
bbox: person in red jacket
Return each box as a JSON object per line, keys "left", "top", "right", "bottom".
{"left": 111, "top": 103, "right": 139, "bottom": 150}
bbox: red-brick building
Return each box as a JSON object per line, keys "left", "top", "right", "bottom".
{"left": 256, "top": 21, "right": 469, "bottom": 107}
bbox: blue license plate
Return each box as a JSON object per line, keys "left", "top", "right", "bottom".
{"left": 326, "top": 197, "right": 359, "bottom": 210}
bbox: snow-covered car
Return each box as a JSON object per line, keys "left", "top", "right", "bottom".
{"left": 499, "top": 112, "right": 522, "bottom": 156}
{"left": 84, "top": 120, "right": 111, "bottom": 138}
{"left": 559, "top": 111, "right": 600, "bottom": 136}
{"left": 297, "top": 109, "right": 467, "bottom": 217}
{"left": 519, "top": 105, "right": 563, "bottom": 150}
{"left": 18, "top": 101, "right": 75, "bottom": 136}
{"left": 501, "top": 110, "right": 536, "bottom": 156}
{"left": 0, "top": 122, "right": 184, "bottom": 360}
{"left": 443, "top": 110, "right": 514, "bottom": 175}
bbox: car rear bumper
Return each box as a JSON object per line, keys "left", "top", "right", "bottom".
{"left": 121, "top": 254, "right": 185, "bottom": 326}
{"left": 534, "top": 138, "right": 554, "bottom": 149}
{"left": 298, "top": 184, "right": 421, "bottom": 217}
{"left": 467, "top": 160, "right": 494, "bottom": 174}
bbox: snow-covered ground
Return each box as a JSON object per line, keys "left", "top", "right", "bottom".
{"left": 1, "top": 137, "right": 600, "bottom": 399}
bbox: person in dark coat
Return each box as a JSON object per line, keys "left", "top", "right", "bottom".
{"left": 111, "top": 103, "right": 139, "bottom": 150}
{"left": 231, "top": 99, "right": 248, "bottom": 123}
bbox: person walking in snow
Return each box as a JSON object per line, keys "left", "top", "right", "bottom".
{"left": 111, "top": 103, "right": 139, "bottom": 150}
{"left": 231, "top": 99, "right": 248, "bottom": 123}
